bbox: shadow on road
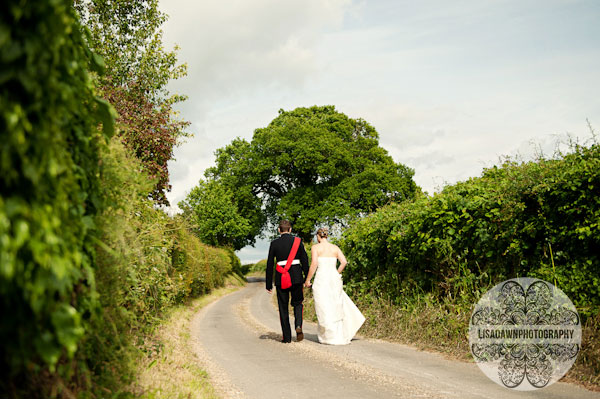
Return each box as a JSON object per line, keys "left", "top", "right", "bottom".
{"left": 246, "top": 276, "right": 266, "bottom": 283}
{"left": 303, "top": 332, "right": 319, "bottom": 343}
{"left": 258, "top": 330, "right": 320, "bottom": 344}
{"left": 259, "top": 332, "right": 281, "bottom": 341}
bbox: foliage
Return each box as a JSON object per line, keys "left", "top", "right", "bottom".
{"left": 204, "top": 105, "right": 419, "bottom": 241}
{"left": 76, "top": 0, "right": 190, "bottom": 205}
{"left": 75, "top": 0, "right": 187, "bottom": 102}
{"left": 340, "top": 140, "right": 600, "bottom": 315}
{"left": 201, "top": 138, "right": 267, "bottom": 247}
{"left": 82, "top": 138, "right": 237, "bottom": 397}
{"left": 0, "top": 1, "right": 234, "bottom": 395}
{"left": 178, "top": 179, "right": 253, "bottom": 250}
{"left": 0, "top": 0, "right": 115, "bottom": 394}
{"left": 335, "top": 138, "right": 600, "bottom": 387}
{"left": 101, "top": 80, "right": 187, "bottom": 204}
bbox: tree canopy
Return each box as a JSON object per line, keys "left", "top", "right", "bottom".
{"left": 192, "top": 105, "right": 418, "bottom": 243}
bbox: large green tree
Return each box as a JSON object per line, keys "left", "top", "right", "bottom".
{"left": 204, "top": 105, "right": 419, "bottom": 241}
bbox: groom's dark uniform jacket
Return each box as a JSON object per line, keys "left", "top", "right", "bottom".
{"left": 266, "top": 233, "right": 309, "bottom": 291}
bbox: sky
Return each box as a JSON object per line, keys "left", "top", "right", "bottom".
{"left": 159, "top": 0, "right": 600, "bottom": 264}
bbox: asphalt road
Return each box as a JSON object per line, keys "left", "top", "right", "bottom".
{"left": 190, "top": 279, "right": 599, "bottom": 399}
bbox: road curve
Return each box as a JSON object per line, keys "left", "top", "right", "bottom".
{"left": 190, "top": 279, "right": 600, "bottom": 399}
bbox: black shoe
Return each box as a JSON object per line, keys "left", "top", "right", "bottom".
{"left": 296, "top": 327, "right": 304, "bottom": 342}
{"left": 281, "top": 338, "right": 291, "bottom": 343}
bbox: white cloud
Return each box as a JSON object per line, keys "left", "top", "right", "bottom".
{"left": 161, "top": 0, "right": 352, "bottom": 108}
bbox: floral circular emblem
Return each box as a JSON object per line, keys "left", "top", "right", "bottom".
{"left": 469, "top": 277, "right": 581, "bottom": 390}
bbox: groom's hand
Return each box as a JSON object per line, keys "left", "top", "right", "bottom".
{"left": 266, "top": 289, "right": 272, "bottom": 294}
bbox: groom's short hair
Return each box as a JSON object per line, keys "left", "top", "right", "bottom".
{"left": 278, "top": 220, "right": 292, "bottom": 232}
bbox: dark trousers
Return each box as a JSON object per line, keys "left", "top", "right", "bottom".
{"left": 276, "top": 283, "right": 304, "bottom": 342}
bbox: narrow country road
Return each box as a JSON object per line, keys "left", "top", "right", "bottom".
{"left": 190, "top": 279, "right": 599, "bottom": 399}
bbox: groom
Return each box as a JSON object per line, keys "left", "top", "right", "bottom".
{"left": 266, "top": 220, "right": 309, "bottom": 343}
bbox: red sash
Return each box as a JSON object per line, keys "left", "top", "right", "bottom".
{"left": 276, "top": 237, "right": 301, "bottom": 289}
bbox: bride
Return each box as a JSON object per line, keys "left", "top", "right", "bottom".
{"left": 303, "top": 227, "right": 365, "bottom": 345}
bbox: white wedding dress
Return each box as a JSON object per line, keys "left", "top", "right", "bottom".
{"left": 312, "top": 257, "right": 365, "bottom": 345}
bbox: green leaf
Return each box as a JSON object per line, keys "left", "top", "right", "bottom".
{"left": 90, "top": 52, "right": 106, "bottom": 74}
{"left": 94, "top": 96, "right": 116, "bottom": 137}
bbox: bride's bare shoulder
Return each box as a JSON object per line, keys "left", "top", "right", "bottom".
{"left": 327, "top": 242, "right": 340, "bottom": 251}
{"left": 333, "top": 244, "right": 345, "bottom": 255}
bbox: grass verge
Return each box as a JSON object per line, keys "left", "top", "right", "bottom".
{"left": 131, "top": 274, "right": 246, "bottom": 398}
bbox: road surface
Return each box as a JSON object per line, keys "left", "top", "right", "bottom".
{"left": 190, "top": 278, "right": 599, "bottom": 399}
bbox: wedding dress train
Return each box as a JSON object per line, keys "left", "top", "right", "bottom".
{"left": 312, "top": 257, "right": 365, "bottom": 345}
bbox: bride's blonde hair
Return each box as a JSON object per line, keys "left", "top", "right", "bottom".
{"left": 316, "top": 227, "right": 329, "bottom": 239}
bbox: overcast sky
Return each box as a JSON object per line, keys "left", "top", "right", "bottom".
{"left": 159, "top": 0, "right": 600, "bottom": 263}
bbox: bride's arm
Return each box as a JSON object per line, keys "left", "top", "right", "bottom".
{"left": 336, "top": 246, "right": 347, "bottom": 274}
{"left": 304, "top": 246, "right": 318, "bottom": 287}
